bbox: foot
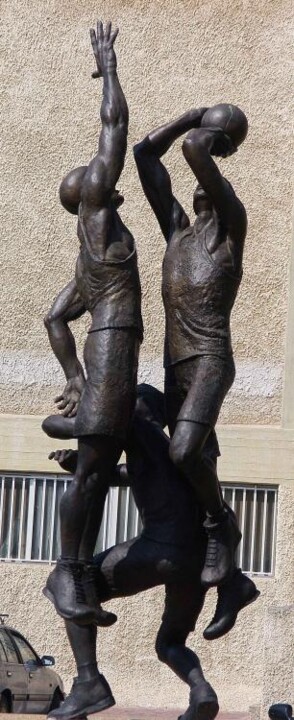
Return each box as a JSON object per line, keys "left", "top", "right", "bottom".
{"left": 201, "top": 509, "right": 241, "bottom": 587}
{"left": 178, "top": 680, "right": 219, "bottom": 720}
{"left": 47, "top": 675, "right": 115, "bottom": 720}
{"left": 203, "top": 568, "right": 260, "bottom": 640}
{"left": 43, "top": 560, "right": 117, "bottom": 626}
{"left": 269, "top": 705, "right": 293, "bottom": 720}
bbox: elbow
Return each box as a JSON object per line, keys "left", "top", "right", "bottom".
{"left": 182, "top": 133, "right": 201, "bottom": 161}
{"left": 44, "top": 311, "right": 61, "bottom": 332}
{"left": 44, "top": 313, "right": 52, "bottom": 331}
{"left": 133, "top": 141, "right": 143, "bottom": 162}
{"left": 133, "top": 138, "right": 150, "bottom": 162}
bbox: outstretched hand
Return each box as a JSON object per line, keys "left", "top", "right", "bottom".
{"left": 90, "top": 20, "right": 119, "bottom": 78}
{"left": 188, "top": 107, "right": 209, "bottom": 128}
{"left": 48, "top": 448, "right": 78, "bottom": 473}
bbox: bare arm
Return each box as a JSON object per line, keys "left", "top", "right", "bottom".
{"left": 81, "top": 22, "right": 128, "bottom": 256}
{"left": 182, "top": 127, "right": 247, "bottom": 243}
{"left": 44, "top": 279, "right": 86, "bottom": 416}
{"left": 134, "top": 108, "right": 207, "bottom": 242}
{"left": 49, "top": 451, "right": 131, "bottom": 487}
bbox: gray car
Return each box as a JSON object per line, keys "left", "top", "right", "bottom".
{"left": 0, "top": 617, "right": 64, "bottom": 713}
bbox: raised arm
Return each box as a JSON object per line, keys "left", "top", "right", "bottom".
{"left": 133, "top": 108, "right": 207, "bottom": 242}
{"left": 44, "top": 279, "right": 86, "bottom": 417}
{"left": 81, "top": 22, "right": 128, "bottom": 218}
{"left": 182, "top": 127, "right": 247, "bottom": 243}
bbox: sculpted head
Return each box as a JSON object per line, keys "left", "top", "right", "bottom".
{"left": 135, "top": 384, "right": 166, "bottom": 428}
{"left": 59, "top": 167, "right": 124, "bottom": 214}
{"left": 59, "top": 167, "right": 87, "bottom": 215}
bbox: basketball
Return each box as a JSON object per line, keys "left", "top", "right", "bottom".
{"left": 201, "top": 104, "right": 248, "bottom": 148}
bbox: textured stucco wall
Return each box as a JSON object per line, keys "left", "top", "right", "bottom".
{"left": 0, "top": 483, "right": 292, "bottom": 714}
{"left": 0, "top": 0, "right": 293, "bottom": 716}
{"left": 1, "top": 0, "right": 293, "bottom": 423}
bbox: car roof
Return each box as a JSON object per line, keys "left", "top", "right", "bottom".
{"left": 0, "top": 625, "right": 41, "bottom": 660}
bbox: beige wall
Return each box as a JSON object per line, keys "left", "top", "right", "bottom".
{"left": 0, "top": 0, "right": 294, "bottom": 717}
{"left": 0, "top": 483, "right": 292, "bottom": 715}
{"left": 1, "top": 0, "right": 293, "bottom": 423}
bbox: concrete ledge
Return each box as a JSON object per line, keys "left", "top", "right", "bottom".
{"left": 0, "top": 414, "right": 294, "bottom": 486}
{"left": 0, "top": 712, "right": 251, "bottom": 720}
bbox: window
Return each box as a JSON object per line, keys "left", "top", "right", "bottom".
{"left": 222, "top": 484, "right": 278, "bottom": 575}
{"left": 0, "top": 630, "right": 19, "bottom": 663}
{"left": 11, "top": 633, "right": 38, "bottom": 664}
{"left": 0, "top": 473, "right": 278, "bottom": 576}
{"left": 0, "top": 637, "right": 8, "bottom": 663}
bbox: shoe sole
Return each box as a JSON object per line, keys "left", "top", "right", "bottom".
{"left": 197, "top": 699, "right": 219, "bottom": 720}
{"left": 48, "top": 694, "right": 115, "bottom": 720}
{"left": 203, "top": 589, "right": 261, "bottom": 640}
{"left": 42, "top": 587, "right": 94, "bottom": 624}
{"left": 178, "top": 698, "right": 219, "bottom": 720}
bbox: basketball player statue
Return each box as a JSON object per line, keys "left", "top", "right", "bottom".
{"left": 42, "top": 21, "right": 143, "bottom": 626}
{"left": 46, "top": 384, "right": 259, "bottom": 720}
{"left": 134, "top": 103, "right": 248, "bottom": 587}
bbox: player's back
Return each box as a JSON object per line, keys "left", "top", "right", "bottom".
{"left": 126, "top": 416, "right": 202, "bottom": 548}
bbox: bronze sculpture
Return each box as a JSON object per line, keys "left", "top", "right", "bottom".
{"left": 46, "top": 385, "right": 258, "bottom": 720}
{"left": 134, "top": 104, "right": 248, "bottom": 587}
{"left": 42, "top": 21, "right": 143, "bottom": 626}
{"left": 40, "top": 19, "right": 258, "bottom": 720}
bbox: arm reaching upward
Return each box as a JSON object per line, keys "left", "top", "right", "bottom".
{"left": 81, "top": 22, "right": 128, "bottom": 227}
{"left": 182, "top": 127, "right": 247, "bottom": 245}
{"left": 134, "top": 108, "right": 207, "bottom": 242}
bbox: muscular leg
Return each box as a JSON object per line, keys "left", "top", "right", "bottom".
{"left": 155, "top": 580, "right": 205, "bottom": 687}
{"left": 155, "top": 582, "right": 219, "bottom": 720}
{"left": 42, "top": 415, "right": 75, "bottom": 439}
{"left": 48, "top": 619, "right": 115, "bottom": 720}
{"left": 66, "top": 622, "right": 99, "bottom": 680}
{"left": 60, "top": 435, "right": 122, "bottom": 561}
{"left": 170, "top": 425, "right": 241, "bottom": 587}
{"left": 169, "top": 421, "right": 223, "bottom": 517}
{"left": 43, "top": 436, "right": 122, "bottom": 625}
{"left": 48, "top": 537, "right": 172, "bottom": 719}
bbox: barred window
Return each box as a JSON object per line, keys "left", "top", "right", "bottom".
{"left": 0, "top": 473, "right": 278, "bottom": 575}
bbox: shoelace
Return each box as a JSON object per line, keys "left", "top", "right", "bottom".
{"left": 71, "top": 565, "right": 87, "bottom": 605}
{"left": 205, "top": 537, "right": 218, "bottom": 567}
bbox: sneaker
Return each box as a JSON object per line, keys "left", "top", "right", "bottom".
{"left": 201, "top": 509, "right": 241, "bottom": 587}
{"left": 203, "top": 568, "right": 260, "bottom": 640}
{"left": 178, "top": 680, "right": 219, "bottom": 720}
{"left": 83, "top": 563, "right": 117, "bottom": 627}
{"left": 43, "top": 560, "right": 117, "bottom": 626}
{"left": 47, "top": 675, "right": 115, "bottom": 720}
{"left": 269, "top": 705, "right": 293, "bottom": 720}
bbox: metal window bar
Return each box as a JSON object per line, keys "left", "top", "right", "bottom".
{"left": 0, "top": 473, "right": 277, "bottom": 575}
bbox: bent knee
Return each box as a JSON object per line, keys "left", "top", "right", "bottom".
{"left": 42, "top": 415, "right": 57, "bottom": 438}
{"left": 155, "top": 635, "right": 169, "bottom": 664}
{"left": 169, "top": 434, "right": 201, "bottom": 472}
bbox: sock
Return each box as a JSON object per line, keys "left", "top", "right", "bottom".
{"left": 77, "top": 662, "right": 99, "bottom": 682}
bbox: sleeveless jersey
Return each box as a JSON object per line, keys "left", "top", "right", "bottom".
{"left": 75, "top": 207, "right": 143, "bottom": 340}
{"left": 162, "top": 226, "right": 242, "bottom": 367}
{"left": 127, "top": 417, "right": 200, "bottom": 548}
